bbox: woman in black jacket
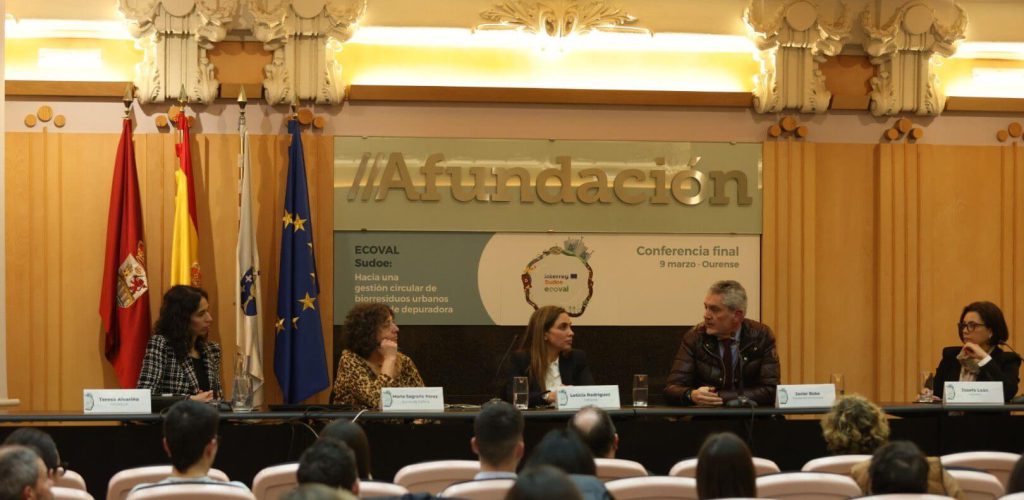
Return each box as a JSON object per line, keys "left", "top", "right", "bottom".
{"left": 932, "top": 301, "right": 1020, "bottom": 402}
{"left": 503, "top": 305, "right": 594, "bottom": 407}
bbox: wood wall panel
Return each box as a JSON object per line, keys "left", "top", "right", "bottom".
{"left": 5, "top": 128, "right": 334, "bottom": 411}
{"left": 762, "top": 139, "right": 817, "bottom": 386}
{"left": 813, "top": 143, "right": 878, "bottom": 397}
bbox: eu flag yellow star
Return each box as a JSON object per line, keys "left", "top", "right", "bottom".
{"left": 282, "top": 210, "right": 294, "bottom": 228}
{"left": 275, "top": 318, "right": 285, "bottom": 332}
{"left": 293, "top": 214, "right": 307, "bottom": 231}
{"left": 299, "top": 292, "right": 317, "bottom": 311}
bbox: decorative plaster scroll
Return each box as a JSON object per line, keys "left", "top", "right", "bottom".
{"left": 861, "top": 1, "right": 967, "bottom": 116}
{"left": 477, "top": 0, "right": 649, "bottom": 37}
{"left": 118, "top": 0, "right": 238, "bottom": 104}
{"left": 249, "top": 0, "right": 366, "bottom": 104}
{"left": 745, "top": 0, "right": 852, "bottom": 114}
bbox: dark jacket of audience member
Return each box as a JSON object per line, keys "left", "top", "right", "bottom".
{"left": 869, "top": 441, "right": 929, "bottom": 495}
{"left": 1009, "top": 453, "right": 1024, "bottom": 494}
{"left": 523, "top": 429, "right": 610, "bottom": 500}
{"left": 319, "top": 419, "right": 373, "bottom": 480}
{"left": 696, "top": 432, "right": 756, "bottom": 499}
{"left": 505, "top": 465, "right": 582, "bottom": 500}
{"left": 298, "top": 439, "right": 360, "bottom": 495}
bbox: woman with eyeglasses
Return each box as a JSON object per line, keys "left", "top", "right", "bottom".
{"left": 331, "top": 303, "right": 424, "bottom": 410}
{"left": 932, "top": 301, "right": 1021, "bottom": 402}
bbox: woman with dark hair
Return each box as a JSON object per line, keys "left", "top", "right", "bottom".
{"left": 319, "top": 419, "right": 373, "bottom": 480}
{"left": 503, "top": 306, "right": 594, "bottom": 407}
{"left": 3, "top": 428, "right": 64, "bottom": 480}
{"left": 932, "top": 301, "right": 1021, "bottom": 402}
{"left": 523, "top": 429, "right": 609, "bottom": 500}
{"left": 330, "top": 303, "right": 423, "bottom": 409}
{"left": 695, "top": 432, "right": 755, "bottom": 499}
{"left": 137, "top": 285, "right": 221, "bottom": 401}
{"left": 505, "top": 465, "right": 582, "bottom": 500}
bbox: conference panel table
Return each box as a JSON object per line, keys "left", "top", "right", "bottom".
{"left": 2, "top": 403, "right": 1023, "bottom": 499}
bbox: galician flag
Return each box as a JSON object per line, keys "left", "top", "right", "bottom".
{"left": 170, "top": 111, "right": 201, "bottom": 286}
{"left": 99, "top": 116, "right": 153, "bottom": 388}
{"left": 236, "top": 116, "right": 264, "bottom": 404}
{"left": 274, "top": 120, "right": 329, "bottom": 404}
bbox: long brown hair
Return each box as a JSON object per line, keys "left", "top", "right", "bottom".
{"left": 517, "top": 305, "right": 568, "bottom": 392}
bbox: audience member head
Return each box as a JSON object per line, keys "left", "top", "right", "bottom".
{"left": 281, "top": 483, "right": 357, "bottom": 500}
{"left": 958, "top": 301, "right": 1009, "bottom": 348}
{"left": 343, "top": 303, "right": 396, "bottom": 360}
{"left": 518, "top": 305, "right": 571, "bottom": 392}
{"left": 695, "top": 432, "right": 756, "bottom": 500}
{"left": 0, "top": 445, "right": 52, "bottom": 500}
{"left": 3, "top": 429, "right": 62, "bottom": 480}
{"left": 154, "top": 285, "right": 211, "bottom": 359}
{"left": 505, "top": 465, "right": 582, "bottom": 500}
{"left": 523, "top": 429, "right": 595, "bottom": 476}
{"left": 163, "top": 399, "right": 219, "bottom": 474}
{"left": 820, "top": 394, "right": 890, "bottom": 454}
{"left": 473, "top": 400, "right": 525, "bottom": 471}
{"left": 319, "top": 419, "right": 372, "bottom": 480}
{"left": 869, "top": 441, "right": 929, "bottom": 495}
{"left": 297, "top": 439, "right": 359, "bottom": 495}
{"left": 568, "top": 406, "right": 618, "bottom": 459}
{"left": 1008, "top": 453, "right": 1024, "bottom": 494}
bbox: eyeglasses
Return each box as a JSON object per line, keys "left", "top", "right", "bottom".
{"left": 958, "top": 321, "right": 987, "bottom": 332}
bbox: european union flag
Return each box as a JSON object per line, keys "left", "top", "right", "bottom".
{"left": 274, "top": 120, "right": 329, "bottom": 403}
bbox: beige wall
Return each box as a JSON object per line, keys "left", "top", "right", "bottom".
{"left": 5, "top": 115, "right": 1024, "bottom": 410}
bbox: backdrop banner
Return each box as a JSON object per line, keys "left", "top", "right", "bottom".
{"left": 335, "top": 232, "right": 759, "bottom": 326}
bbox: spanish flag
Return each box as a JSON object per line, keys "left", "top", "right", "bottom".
{"left": 170, "top": 111, "right": 201, "bottom": 286}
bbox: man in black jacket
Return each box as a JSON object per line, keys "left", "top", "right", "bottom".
{"left": 664, "top": 280, "right": 780, "bottom": 406}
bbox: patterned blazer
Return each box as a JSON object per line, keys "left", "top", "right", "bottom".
{"left": 136, "top": 334, "right": 223, "bottom": 398}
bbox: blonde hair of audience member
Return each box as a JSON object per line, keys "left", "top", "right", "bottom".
{"left": 820, "top": 394, "right": 890, "bottom": 454}
{"left": 696, "top": 432, "right": 756, "bottom": 499}
{"left": 517, "top": 305, "right": 571, "bottom": 393}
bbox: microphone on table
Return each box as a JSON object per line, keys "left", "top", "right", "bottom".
{"left": 493, "top": 331, "right": 521, "bottom": 397}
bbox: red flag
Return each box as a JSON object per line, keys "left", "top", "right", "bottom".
{"left": 100, "top": 118, "right": 153, "bottom": 388}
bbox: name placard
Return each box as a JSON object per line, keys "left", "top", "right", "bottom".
{"left": 83, "top": 389, "right": 152, "bottom": 414}
{"left": 775, "top": 384, "right": 836, "bottom": 408}
{"left": 942, "top": 381, "right": 1003, "bottom": 405}
{"left": 555, "top": 385, "right": 621, "bottom": 410}
{"left": 381, "top": 387, "right": 445, "bottom": 412}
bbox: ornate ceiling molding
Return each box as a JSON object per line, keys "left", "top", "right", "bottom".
{"left": 118, "top": 0, "right": 238, "bottom": 104}
{"left": 745, "top": 0, "right": 852, "bottom": 114}
{"left": 249, "top": 0, "right": 366, "bottom": 104}
{"left": 476, "top": 0, "right": 649, "bottom": 37}
{"left": 862, "top": 1, "right": 967, "bottom": 116}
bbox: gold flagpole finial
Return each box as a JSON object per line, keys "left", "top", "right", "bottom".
{"left": 238, "top": 86, "right": 248, "bottom": 109}
{"left": 178, "top": 84, "right": 188, "bottom": 105}
{"left": 122, "top": 84, "right": 134, "bottom": 119}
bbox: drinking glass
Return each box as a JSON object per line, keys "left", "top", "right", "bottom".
{"left": 231, "top": 353, "right": 255, "bottom": 412}
{"left": 632, "top": 374, "right": 649, "bottom": 407}
{"left": 917, "top": 371, "right": 935, "bottom": 403}
{"left": 830, "top": 373, "right": 845, "bottom": 396}
{"left": 513, "top": 376, "right": 529, "bottom": 410}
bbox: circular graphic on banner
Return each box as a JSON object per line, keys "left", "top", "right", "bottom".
{"left": 521, "top": 237, "right": 594, "bottom": 316}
